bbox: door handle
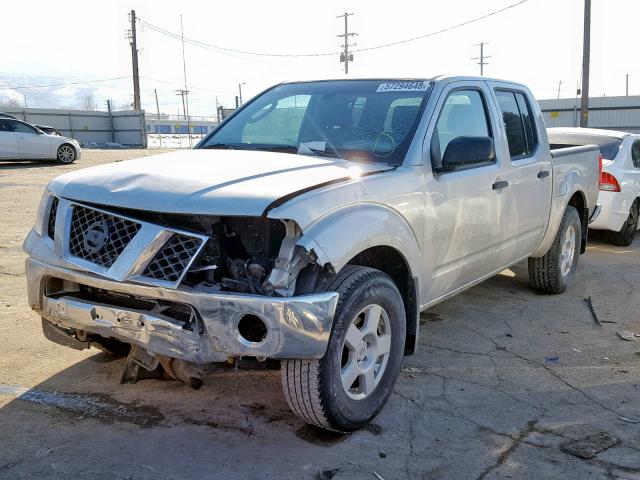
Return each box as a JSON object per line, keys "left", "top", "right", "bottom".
{"left": 537, "top": 170, "right": 550, "bottom": 179}
{"left": 492, "top": 180, "right": 509, "bottom": 190}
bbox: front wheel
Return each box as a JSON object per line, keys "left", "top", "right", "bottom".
{"left": 56, "top": 144, "right": 76, "bottom": 164}
{"left": 528, "top": 206, "right": 581, "bottom": 294}
{"left": 608, "top": 200, "right": 639, "bottom": 246}
{"left": 281, "top": 266, "right": 406, "bottom": 432}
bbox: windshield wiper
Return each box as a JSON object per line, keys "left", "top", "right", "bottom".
{"left": 307, "top": 147, "right": 340, "bottom": 158}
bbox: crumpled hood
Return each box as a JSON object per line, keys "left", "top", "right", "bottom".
{"left": 48, "top": 149, "right": 386, "bottom": 216}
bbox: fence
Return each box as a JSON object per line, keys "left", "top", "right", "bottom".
{"left": 1, "top": 107, "right": 147, "bottom": 147}
{"left": 538, "top": 95, "right": 640, "bottom": 134}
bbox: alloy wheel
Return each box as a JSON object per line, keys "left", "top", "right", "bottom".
{"left": 340, "top": 304, "right": 392, "bottom": 401}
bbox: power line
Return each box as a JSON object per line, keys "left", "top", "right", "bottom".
{"left": 0, "top": 76, "right": 131, "bottom": 90}
{"left": 140, "top": 0, "right": 530, "bottom": 58}
{"left": 355, "top": 0, "right": 529, "bottom": 53}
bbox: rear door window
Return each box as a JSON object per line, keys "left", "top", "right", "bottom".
{"left": 495, "top": 91, "right": 527, "bottom": 157}
{"left": 632, "top": 140, "right": 640, "bottom": 168}
{"left": 515, "top": 93, "right": 537, "bottom": 153}
{"left": 0, "top": 119, "right": 12, "bottom": 132}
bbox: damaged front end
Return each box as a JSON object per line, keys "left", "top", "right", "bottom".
{"left": 24, "top": 195, "right": 338, "bottom": 385}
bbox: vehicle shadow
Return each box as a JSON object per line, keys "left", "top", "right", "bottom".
{"left": 0, "top": 160, "right": 55, "bottom": 170}
{"left": 0, "top": 350, "right": 348, "bottom": 478}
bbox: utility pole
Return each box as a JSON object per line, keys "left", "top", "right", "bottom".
{"left": 175, "top": 89, "right": 188, "bottom": 119}
{"left": 179, "top": 14, "right": 192, "bottom": 147}
{"left": 238, "top": 83, "right": 245, "bottom": 106}
{"left": 337, "top": 12, "right": 357, "bottom": 74}
{"left": 557, "top": 80, "right": 563, "bottom": 100}
{"left": 472, "top": 42, "right": 491, "bottom": 76}
{"left": 106, "top": 100, "right": 115, "bottom": 143}
{"left": 580, "top": 0, "right": 591, "bottom": 127}
{"left": 128, "top": 10, "right": 141, "bottom": 111}
{"left": 154, "top": 89, "right": 162, "bottom": 148}
{"left": 626, "top": 74, "right": 629, "bottom": 96}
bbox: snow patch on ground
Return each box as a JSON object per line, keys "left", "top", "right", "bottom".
{"left": 147, "top": 134, "right": 206, "bottom": 149}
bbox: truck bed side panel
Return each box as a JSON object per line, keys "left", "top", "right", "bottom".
{"left": 531, "top": 145, "right": 600, "bottom": 257}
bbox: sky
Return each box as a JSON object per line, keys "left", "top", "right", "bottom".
{"left": 0, "top": 0, "right": 638, "bottom": 117}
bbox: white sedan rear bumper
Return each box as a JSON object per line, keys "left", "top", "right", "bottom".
{"left": 589, "top": 190, "right": 630, "bottom": 232}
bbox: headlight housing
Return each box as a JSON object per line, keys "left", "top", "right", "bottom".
{"left": 33, "top": 189, "right": 55, "bottom": 237}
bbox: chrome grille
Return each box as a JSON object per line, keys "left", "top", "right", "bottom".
{"left": 47, "top": 197, "right": 59, "bottom": 239}
{"left": 142, "top": 234, "right": 202, "bottom": 283}
{"left": 69, "top": 206, "right": 141, "bottom": 268}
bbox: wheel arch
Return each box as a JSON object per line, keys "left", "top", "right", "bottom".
{"left": 567, "top": 190, "right": 588, "bottom": 253}
{"left": 295, "top": 203, "right": 423, "bottom": 356}
{"left": 531, "top": 187, "right": 589, "bottom": 257}
{"left": 346, "top": 245, "right": 419, "bottom": 356}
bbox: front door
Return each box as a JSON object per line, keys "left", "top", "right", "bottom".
{"left": 0, "top": 119, "right": 19, "bottom": 159}
{"left": 424, "top": 83, "right": 509, "bottom": 302}
{"left": 11, "top": 120, "right": 51, "bottom": 159}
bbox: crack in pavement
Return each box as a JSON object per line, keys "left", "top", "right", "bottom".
{"left": 461, "top": 324, "right": 637, "bottom": 422}
{"left": 475, "top": 420, "right": 538, "bottom": 480}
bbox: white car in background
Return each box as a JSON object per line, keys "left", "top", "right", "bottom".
{"left": 0, "top": 118, "right": 81, "bottom": 164}
{"left": 548, "top": 128, "right": 640, "bottom": 246}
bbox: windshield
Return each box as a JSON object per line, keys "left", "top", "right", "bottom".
{"left": 197, "top": 80, "right": 432, "bottom": 164}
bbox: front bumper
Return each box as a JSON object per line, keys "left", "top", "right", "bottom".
{"left": 26, "top": 257, "right": 338, "bottom": 364}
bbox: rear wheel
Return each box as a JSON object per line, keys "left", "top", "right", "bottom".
{"left": 56, "top": 144, "right": 76, "bottom": 164}
{"left": 528, "top": 206, "right": 581, "bottom": 294}
{"left": 281, "top": 266, "right": 406, "bottom": 432}
{"left": 608, "top": 200, "right": 639, "bottom": 246}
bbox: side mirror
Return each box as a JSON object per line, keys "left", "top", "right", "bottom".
{"left": 436, "top": 136, "right": 496, "bottom": 172}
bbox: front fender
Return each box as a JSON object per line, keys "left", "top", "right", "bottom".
{"left": 295, "top": 203, "right": 424, "bottom": 295}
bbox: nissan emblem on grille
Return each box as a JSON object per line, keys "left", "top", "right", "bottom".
{"left": 68, "top": 205, "right": 141, "bottom": 268}
{"left": 83, "top": 221, "right": 109, "bottom": 254}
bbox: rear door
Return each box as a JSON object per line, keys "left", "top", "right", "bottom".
{"left": 489, "top": 84, "right": 552, "bottom": 264}
{"left": 423, "top": 81, "right": 510, "bottom": 302}
{"left": 0, "top": 119, "right": 19, "bottom": 159}
{"left": 10, "top": 120, "right": 51, "bottom": 159}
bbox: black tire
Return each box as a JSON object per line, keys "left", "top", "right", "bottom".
{"left": 608, "top": 200, "right": 639, "bottom": 247}
{"left": 528, "top": 206, "right": 581, "bottom": 294}
{"left": 281, "top": 265, "right": 406, "bottom": 432}
{"left": 56, "top": 144, "right": 76, "bottom": 164}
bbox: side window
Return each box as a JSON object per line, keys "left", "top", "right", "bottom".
{"left": 495, "top": 91, "right": 527, "bottom": 157}
{"left": 515, "top": 93, "right": 537, "bottom": 153}
{"left": 435, "top": 89, "right": 491, "bottom": 163}
{"left": 632, "top": 140, "right": 640, "bottom": 168}
{"left": 10, "top": 120, "right": 38, "bottom": 134}
{"left": 0, "top": 119, "right": 12, "bottom": 132}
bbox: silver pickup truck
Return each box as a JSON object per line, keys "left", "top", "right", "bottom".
{"left": 24, "top": 76, "right": 600, "bottom": 432}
